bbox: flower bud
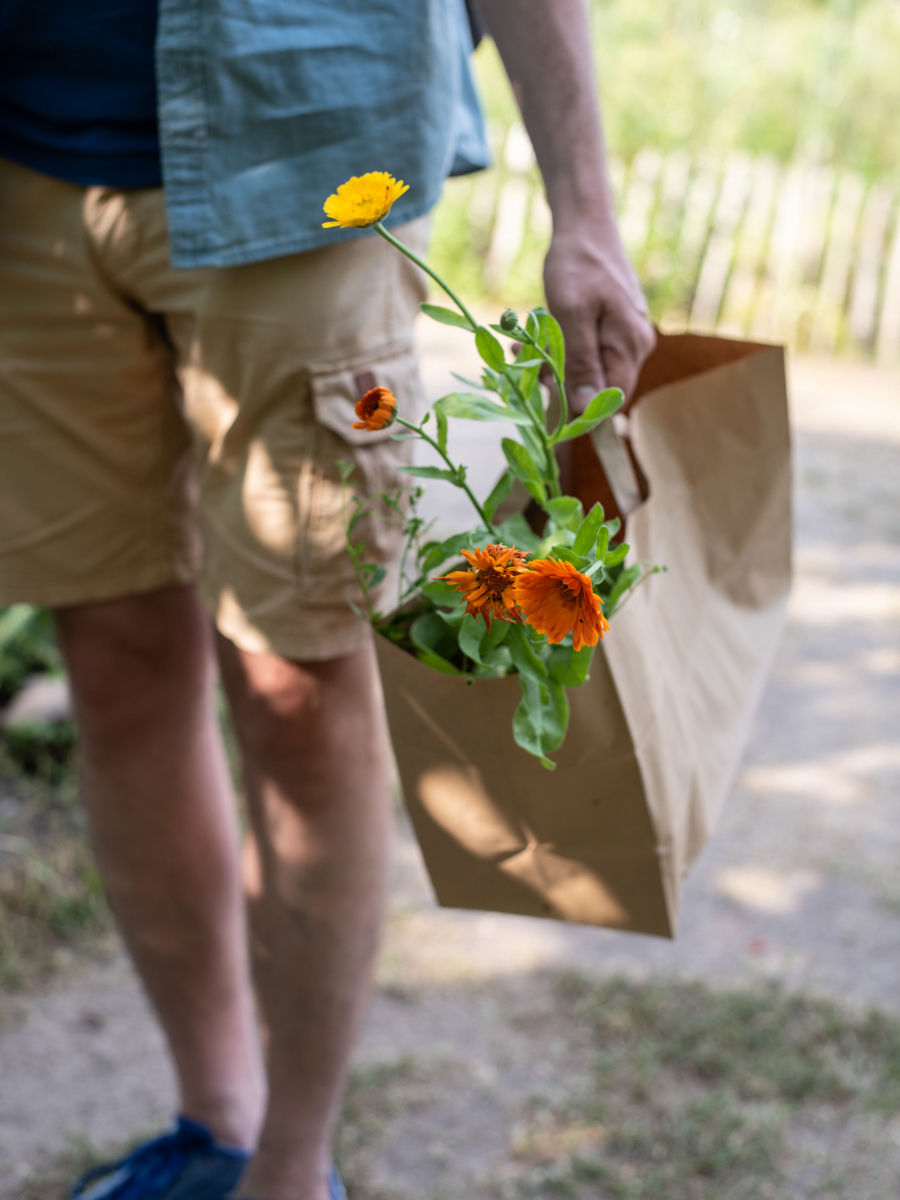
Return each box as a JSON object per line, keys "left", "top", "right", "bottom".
{"left": 499, "top": 309, "right": 519, "bottom": 332}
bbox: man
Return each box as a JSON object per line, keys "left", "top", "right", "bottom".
{"left": 0, "top": 1, "right": 654, "bottom": 1197}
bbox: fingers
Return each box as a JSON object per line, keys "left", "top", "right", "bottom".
{"left": 599, "top": 307, "right": 656, "bottom": 411}
{"left": 562, "top": 304, "right": 607, "bottom": 409}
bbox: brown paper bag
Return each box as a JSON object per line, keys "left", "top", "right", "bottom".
{"left": 376, "top": 332, "right": 792, "bottom": 937}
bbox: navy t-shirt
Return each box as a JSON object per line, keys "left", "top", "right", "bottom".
{"left": 0, "top": 0, "right": 162, "bottom": 188}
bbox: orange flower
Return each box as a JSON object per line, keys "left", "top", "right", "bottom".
{"left": 352, "top": 386, "right": 397, "bottom": 431}
{"left": 439, "top": 544, "right": 531, "bottom": 628}
{"left": 514, "top": 558, "right": 609, "bottom": 651}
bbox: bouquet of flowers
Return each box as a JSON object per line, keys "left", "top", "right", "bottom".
{"left": 324, "top": 173, "right": 653, "bottom": 770}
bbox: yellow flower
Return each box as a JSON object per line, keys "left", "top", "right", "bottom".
{"left": 514, "top": 558, "right": 609, "bottom": 652}
{"left": 438, "top": 544, "right": 531, "bottom": 628}
{"left": 322, "top": 172, "right": 409, "bottom": 229}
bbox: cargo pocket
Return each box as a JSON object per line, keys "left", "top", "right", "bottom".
{"left": 301, "top": 341, "right": 423, "bottom": 608}
{"left": 309, "top": 339, "right": 422, "bottom": 445}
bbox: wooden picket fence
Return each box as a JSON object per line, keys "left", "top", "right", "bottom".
{"left": 447, "top": 123, "right": 900, "bottom": 362}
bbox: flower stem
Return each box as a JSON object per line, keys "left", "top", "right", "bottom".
{"left": 513, "top": 327, "right": 570, "bottom": 438}
{"left": 374, "top": 222, "right": 478, "bottom": 331}
{"left": 396, "top": 417, "right": 497, "bottom": 536}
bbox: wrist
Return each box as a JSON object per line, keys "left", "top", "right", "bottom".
{"left": 545, "top": 165, "right": 619, "bottom": 236}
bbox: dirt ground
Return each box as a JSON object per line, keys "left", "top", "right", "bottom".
{"left": 1, "top": 330, "right": 899, "bottom": 1199}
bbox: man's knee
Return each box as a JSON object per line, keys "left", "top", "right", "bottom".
{"left": 218, "top": 638, "right": 374, "bottom": 765}
{"left": 55, "top": 585, "right": 210, "bottom": 730}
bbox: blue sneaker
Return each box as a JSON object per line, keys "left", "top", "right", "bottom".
{"left": 71, "top": 1116, "right": 251, "bottom": 1200}
{"left": 328, "top": 1167, "right": 347, "bottom": 1200}
{"left": 234, "top": 1167, "right": 347, "bottom": 1200}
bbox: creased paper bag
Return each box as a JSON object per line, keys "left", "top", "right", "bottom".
{"left": 376, "top": 332, "right": 792, "bottom": 936}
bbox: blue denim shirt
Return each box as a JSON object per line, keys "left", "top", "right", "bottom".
{"left": 156, "top": 0, "right": 489, "bottom": 268}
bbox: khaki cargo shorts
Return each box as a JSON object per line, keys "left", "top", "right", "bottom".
{"left": 0, "top": 155, "right": 427, "bottom": 660}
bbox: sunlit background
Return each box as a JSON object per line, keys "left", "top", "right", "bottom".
{"left": 432, "top": 0, "right": 900, "bottom": 358}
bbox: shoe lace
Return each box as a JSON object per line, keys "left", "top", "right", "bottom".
{"left": 71, "top": 1117, "right": 214, "bottom": 1200}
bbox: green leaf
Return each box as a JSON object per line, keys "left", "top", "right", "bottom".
{"left": 606, "top": 562, "right": 642, "bottom": 613}
{"left": 513, "top": 679, "right": 554, "bottom": 769}
{"left": 415, "top": 649, "right": 462, "bottom": 675}
{"left": 512, "top": 676, "right": 570, "bottom": 769}
{"left": 420, "top": 531, "right": 471, "bottom": 574}
{"left": 482, "top": 645, "right": 513, "bottom": 673}
{"left": 420, "top": 578, "right": 466, "bottom": 608}
{"left": 362, "top": 564, "right": 387, "bottom": 588}
{"left": 501, "top": 438, "right": 548, "bottom": 505}
{"left": 547, "top": 643, "right": 594, "bottom": 687}
{"left": 604, "top": 517, "right": 622, "bottom": 538}
{"left": 595, "top": 524, "right": 611, "bottom": 562}
{"left": 506, "top": 623, "right": 549, "bottom": 684}
{"left": 451, "top": 371, "right": 486, "bottom": 390}
{"left": 511, "top": 345, "right": 543, "bottom": 415}
{"left": 538, "top": 310, "right": 566, "bottom": 380}
{"left": 496, "top": 512, "right": 542, "bottom": 555}
{"left": 543, "top": 496, "right": 584, "bottom": 530}
{"left": 540, "top": 678, "right": 570, "bottom": 753}
{"left": 555, "top": 389, "right": 625, "bottom": 442}
{"left": 483, "top": 471, "right": 514, "bottom": 521}
{"left": 482, "top": 619, "right": 511, "bottom": 654}
{"left": 410, "top": 612, "right": 462, "bottom": 674}
{"left": 420, "top": 302, "right": 474, "bottom": 330}
{"left": 399, "top": 465, "right": 459, "bottom": 483}
{"left": 604, "top": 540, "right": 629, "bottom": 567}
{"left": 439, "top": 392, "right": 532, "bottom": 426}
{"left": 458, "top": 612, "right": 488, "bottom": 665}
{"left": 556, "top": 546, "right": 593, "bottom": 569}
{"left": 434, "top": 403, "right": 448, "bottom": 454}
{"left": 475, "top": 326, "right": 506, "bottom": 371}
{"left": 573, "top": 503, "right": 606, "bottom": 558}
{"left": 436, "top": 606, "right": 466, "bottom": 630}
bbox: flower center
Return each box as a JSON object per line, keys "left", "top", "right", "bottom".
{"left": 479, "top": 566, "right": 514, "bottom": 599}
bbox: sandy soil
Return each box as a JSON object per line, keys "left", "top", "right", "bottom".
{"left": 1, "top": 333, "right": 898, "bottom": 1197}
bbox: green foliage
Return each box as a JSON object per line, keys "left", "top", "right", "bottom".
{"left": 0, "top": 606, "right": 62, "bottom": 706}
{"left": 419, "top": 302, "right": 473, "bottom": 330}
{"left": 590, "top": 0, "right": 900, "bottom": 181}
{"left": 513, "top": 675, "right": 570, "bottom": 770}
{"left": 0, "top": 607, "right": 76, "bottom": 786}
{"left": 463, "top": 0, "right": 900, "bottom": 181}
{"left": 556, "top": 389, "right": 624, "bottom": 442}
{"left": 4, "top": 721, "right": 76, "bottom": 787}
{"left": 342, "top": 237, "right": 659, "bottom": 767}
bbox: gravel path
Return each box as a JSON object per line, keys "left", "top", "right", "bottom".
{"left": 1, "top": 333, "right": 898, "bottom": 1196}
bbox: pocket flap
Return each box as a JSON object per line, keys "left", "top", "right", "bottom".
{"left": 309, "top": 342, "right": 422, "bottom": 445}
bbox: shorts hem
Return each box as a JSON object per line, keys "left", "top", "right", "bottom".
{"left": 213, "top": 602, "right": 373, "bottom": 663}
{"left": 0, "top": 562, "right": 197, "bottom": 611}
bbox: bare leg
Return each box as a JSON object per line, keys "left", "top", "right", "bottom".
{"left": 54, "top": 585, "right": 265, "bottom": 1148}
{"left": 217, "top": 637, "right": 392, "bottom": 1200}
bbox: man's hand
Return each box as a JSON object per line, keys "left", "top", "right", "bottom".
{"left": 476, "top": 0, "right": 655, "bottom": 412}
{"left": 544, "top": 224, "right": 655, "bottom": 412}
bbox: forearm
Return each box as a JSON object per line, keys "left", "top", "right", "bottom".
{"left": 477, "top": 0, "right": 654, "bottom": 401}
{"left": 476, "top": 0, "right": 616, "bottom": 234}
